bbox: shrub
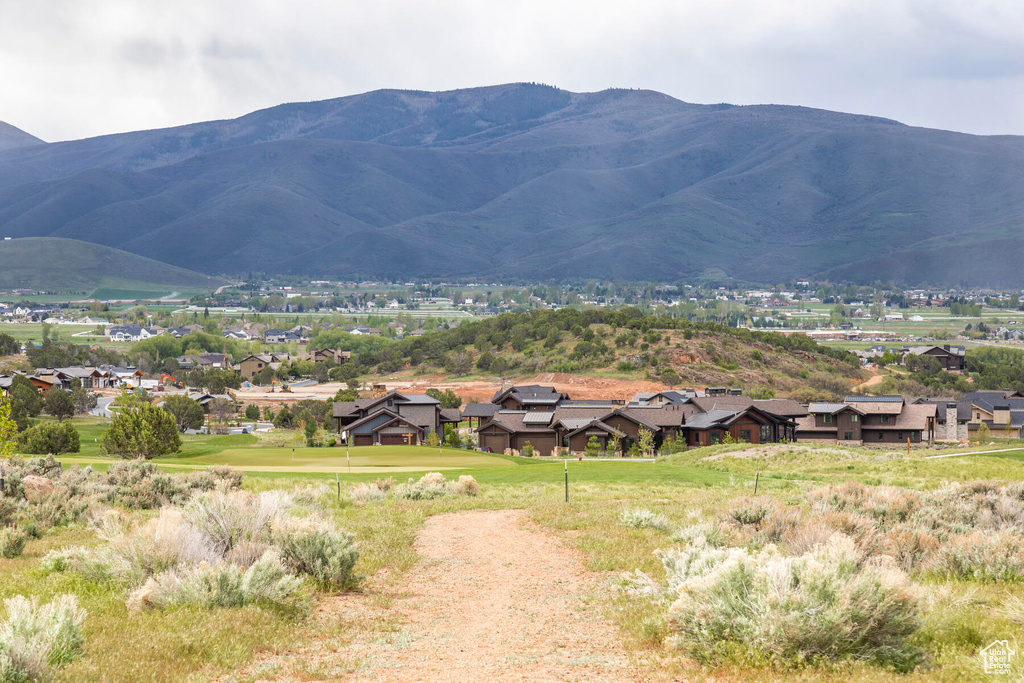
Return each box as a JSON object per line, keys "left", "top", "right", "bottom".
{"left": 127, "top": 551, "right": 303, "bottom": 611}
{"left": 620, "top": 508, "right": 671, "bottom": 532}
{"left": 0, "top": 527, "right": 27, "bottom": 559}
{"left": 16, "top": 421, "right": 80, "bottom": 455}
{"left": 662, "top": 534, "right": 923, "bottom": 672}
{"left": 0, "top": 594, "right": 86, "bottom": 681}
{"left": 393, "top": 472, "right": 451, "bottom": 500}
{"left": 521, "top": 441, "right": 534, "bottom": 458}
{"left": 729, "top": 497, "right": 773, "bottom": 526}
{"left": 273, "top": 519, "right": 359, "bottom": 589}
{"left": 931, "top": 531, "right": 1024, "bottom": 582}
{"left": 182, "top": 490, "right": 291, "bottom": 555}
{"left": 452, "top": 475, "right": 479, "bottom": 497}
{"left": 96, "top": 509, "right": 221, "bottom": 583}
{"left": 349, "top": 482, "right": 388, "bottom": 504}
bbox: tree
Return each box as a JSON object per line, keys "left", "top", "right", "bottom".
{"left": 334, "top": 388, "right": 359, "bottom": 402}
{"left": 263, "top": 405, "right": 274, "bottom": 420}
{"left": 585, "top": 435, "right": 601, "bottom": 458}
{"left": 444, "top": 424, "right": 461, "bottom": 449}
{"left": 17, "top": 421, "right": 80, "bottom": 455}
{"left": 244, "top": 404, "right": 260, "bottom": 420}
{"left": 71, "top": 387, "right": 97, "bottom": 415}
{"left": 660, "top": 367, "right": 680, "bottom": 389}
{"left": 9, "top": 375, "right": 42, "bottom": 429}
{"left": 273, "top": 405, "right": 293, "bottom": 429}
{"left": 637, "top": 427, "right": 655, "bottom": 456}
{"left": 0, "top": 397, "right": 16, "bottom": 458}
{"left": 425, "top": 431, "right": 440, "bottom": 448}
{"left": 209, "top": 398, "right": 236, "bottom": 433}
{"left": 103, "top": 402, "right": 181, "bottom": 459}
{"left": 304, "top": 416, "right": 317, "bottom": 446}
{"left": 609, "top": 434, "right": 621, "bottom": 457}
{"left": 977, "top": 421, "right": 991, "bottom": 443}
{"left": 426, "top": 388, "right": 462, "bottom": 409}
{"left": 444, "top": 351, "right": 473, "bottom": 376}
{"left": 161, "top": 395, "right": 205, "bottom": 432}
{"left": 44, "top": 389, "right": 75, "bottom": 422}
{"left": 521, "top": 440, "right": 534, "bottom": 457}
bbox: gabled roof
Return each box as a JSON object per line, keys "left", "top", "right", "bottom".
{"left": 461, "top": 402, "right": 499, "bottom": 418}
{"left": 475, "top": 410, "right": 554, "bottom": 434}
{"left": 566, "top": 420, "right": 626, "bottom": 439}
{"left": 844, "top": 394, "right": 904, "bottom": 403}
{"left": 440, "top": 408, "right": 462, "bottom": 423}
{"left": 808, "top": 402, "right": 863, "bottom": 415}
{"left": 683, "top": 409, "right": 742, "bottom": 430}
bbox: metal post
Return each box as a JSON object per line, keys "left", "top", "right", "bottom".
{"left": 347, "top": 441, "right": 350, "bottom": 473}
{"left": 564, "top": 460, "right": 569, "bottom": 502}
{"left": 753, "top": 465, "right": 760, "bottom": 495}
{"left": 336, "top": 472, "right": 340, "bottom": 500}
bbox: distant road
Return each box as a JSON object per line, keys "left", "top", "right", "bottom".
{"left": 90, "top": 396, "right": 115, "bottom": 418}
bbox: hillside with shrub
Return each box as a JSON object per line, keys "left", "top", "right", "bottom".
{"left": 313, "top": 308, "right": 864, "bottom": 400}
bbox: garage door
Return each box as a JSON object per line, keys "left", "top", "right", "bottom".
{"left": 380, "top": 433, "right": 412, "bottom": 445}
{"left": 354, "top": 434, "right": 373, "bottom": 447}
{"left": 521, "top": 435, "right": 556, "bottom": 457}
{"left": 481, "top": 433, "right": 507, "bottom": 454}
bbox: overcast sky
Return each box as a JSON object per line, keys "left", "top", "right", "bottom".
{"left": 3, "top": 0, "right": 1023, "bottom": 141}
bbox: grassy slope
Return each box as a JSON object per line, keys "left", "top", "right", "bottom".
{"left": 0, "top": 237, "right": 222, "bottom": 293}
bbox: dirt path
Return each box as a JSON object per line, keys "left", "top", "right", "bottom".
{"left": 230, "top": 510, "right": 650, "bottom": 682}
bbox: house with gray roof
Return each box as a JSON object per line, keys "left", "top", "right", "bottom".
{"left": 332, "top": 390, "right": 459, "bottom": 446}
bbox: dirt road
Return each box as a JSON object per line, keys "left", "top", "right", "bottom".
{"left": 229, "top": 510, "right": 651, "bottom": 682}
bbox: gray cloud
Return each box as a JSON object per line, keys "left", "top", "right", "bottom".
{"left": 1, "top": 0, "right": 1022, "bottom": 141}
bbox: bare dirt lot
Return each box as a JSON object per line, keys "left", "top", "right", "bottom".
{"left": 229, "top": 510, "right": 652, "bottom": 682}
{"left": 231, "top": 372, "right": 668, "bottom": 406}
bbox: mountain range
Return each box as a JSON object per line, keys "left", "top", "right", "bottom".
{"left": 0, "top": 83, "right": 1022, "bottom": 286}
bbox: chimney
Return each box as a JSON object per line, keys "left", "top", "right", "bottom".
{"left": 994, "top": 405, "right": 1011, "bottom": 426}
{"left": 943, "top": 344, "right": 950, "bottom": 351}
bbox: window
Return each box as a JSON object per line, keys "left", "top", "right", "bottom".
{"left": 898, "top": 432, "right": 903, "bottom": 440}
{"left": 760, "top": 425, "right": 772, "bottom": 442}
{"left": 977, "top": 412, "right": 981, "bottom": 420}
{"left": 710, "top": 431, "right": 722, "bottom": 445}
{"left": 881, "top": 415, "right": 891, "bottom": 424}
{"left": 850, "top": 414, "right": 859, "bottom": 422}
{"left": 740, "top": 429, "right": 751, "bottom": 442}
{"left": 823, "top": 414, "right": 833, "bottom": 424}
{"left": 844, "top": 431, "right": 854, "bottom": 440}
{"left": 878, "top": 431, "right": 884, "bottom": 440}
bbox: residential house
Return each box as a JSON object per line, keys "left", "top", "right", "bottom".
{"left": 264, "top": 329, "right": 302, "bottom": 344}
{"left": 958, "top": 390, "right": 1024, "bottom": 439}
{"left": 109, "top": 325, "right": 159, "bottom": 342}
{"left": 177, "top": 353, "right": 232, "bottom": 370}
{"left": 332, "top": 391, "right": 461, "bottom": 445}
{"left": 35, "top": 367, "right": 111, "bottom": 390}
{"left": 307, "top": 348, "right": 352, "bottom": 365}
{"left": 222, "top": 328, "right": 252, "bottom": 340}
{"left": 902, "top": 345, "right": 966, "bottom": 371}
{"left": 797, "top": 395, "right": 937, "bottom": 444}
{"left": 474, "top": 386, "right": 803, "bottom": 456}
{"left": 237, "top": 353, "right": 288, "bottom": 381}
